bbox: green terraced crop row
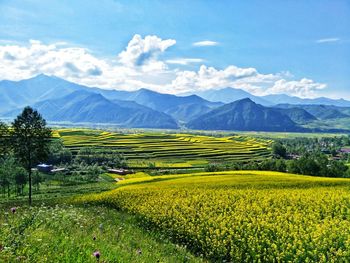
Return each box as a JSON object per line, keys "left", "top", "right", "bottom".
{"left": 57, "top": 128, "right": 272, "bottom": 167}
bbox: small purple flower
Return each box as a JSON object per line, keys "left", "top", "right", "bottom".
{"left": 93, "top": 251, "right": 100, "bottom": 260}
{"left": 10, "top": 207, "right": 16, "bottom": 214}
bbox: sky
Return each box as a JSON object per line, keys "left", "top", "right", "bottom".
{"left": 0, "top": 0, "right": 349, "bottom": 99}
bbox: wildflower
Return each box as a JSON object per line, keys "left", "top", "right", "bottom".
{"left": 10, "top": 207, "right": 16, "bottom": 214}
{"left": 93, "top": 251, "right": 101, "bottom": 261}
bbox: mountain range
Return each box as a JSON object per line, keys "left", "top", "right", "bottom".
{"left": 275, "top": 104, "right": 349, "bottom": 120}
{"left": 1, "top": 74, "right": 350, "bottom": 132}
{"left": 187, "top": 98, "right": 301, "bottom": 132}
{"left": 101, "top": 88, "right": 222, "bottom": 122}
{"left": 191, "top": 87, "right": 271, "bottom": 106}
{"left": 186, "top": 87, "right": 350, "bottom": 107}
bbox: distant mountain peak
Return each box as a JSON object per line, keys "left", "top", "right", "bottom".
{"left": 34, "top": 73, "right": 50, "bottom": 78}
{"left": 137, "top": 87, "right": 152, "bottom": 92}
{"left": 31, "top": 73, "right": 57, "bottom": 81}
{"left": 193, "top": 87, "right": 272, "bottom": 105}
{"left": 235, "top": 97, "right": 254, "bottom": 103}
{"left": 137, "top": 88, "right": 161, "bottom": 95}
{"left": 186, "top": 94, "right": 203, "bottom": 99}
{"left": 187, "top": 96, "right": 299, "bottom": 132}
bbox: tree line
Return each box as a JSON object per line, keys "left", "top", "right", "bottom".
{"left": 206, "top": 140, "right": 350, "bottom": 178}
{"left": 0, "top": 107, "right": 51, "bottom": 205}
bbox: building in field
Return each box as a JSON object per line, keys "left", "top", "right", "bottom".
{"left": 37, "top": 164, "right": 53, "bottom": 173}
{"left": 36, "top": 164, "right": 67, "bottom": 174}
{"left": 107, "top": 168, "right": 133, "bottom": 175}
{"left": 340, "top": 147, "right": 350, "bottom": 154}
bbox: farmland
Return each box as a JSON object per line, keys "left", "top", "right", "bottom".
{"left": 79, "top": 171, "right": 350, "bottom": 262}
{"left": 2, "top": 127, "right": 350, "bottom": 262}
{"left": 56, "top": 129, "right": 271, "bottom": 168}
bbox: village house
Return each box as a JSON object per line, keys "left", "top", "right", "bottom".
{"left": 36, "top": 164, "right": 67, "bottom": 174}
{"left": 107, "top": 168, "right": 133, "bottom": 175}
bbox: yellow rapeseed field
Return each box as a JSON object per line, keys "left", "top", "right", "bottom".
{"left": 78, "top": 171, "right": 350, "bottom": 262}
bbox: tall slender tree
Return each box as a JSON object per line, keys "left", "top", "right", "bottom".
{"left": 11, "top": 107, "right": 51, "bottom": 205}
{"left": 0, "top": 121, "right": 10, "bottom": 157}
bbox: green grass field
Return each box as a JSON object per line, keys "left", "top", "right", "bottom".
{"left": 0, "top": 182, "right": 116, "bottom": 206}
{"left": 0, "top": 204, "right": 204, "bottom": 263}
{"left": 303, "top": 117, "right": 350, "bottom": 131}
{"left": 79, "top": 171, "right": 350, "bottom": 262}
{"left": 56, "top": 129, "right": 271, "bottom": 168}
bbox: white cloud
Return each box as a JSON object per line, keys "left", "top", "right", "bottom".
{"left": 166, "top": 58, "right": 204, "bottom": 65}
{"left": 265, "top": 78, "right": 326, "bottom": 98}
{"left": 171, "top": 65, "right": 273, "bottom": 94}
{"left": 193, "top": 40, "right": 219, "bottom": 47}
{"left": 0, "top": 36, "right": 328, "bottom": 98}
{"left": 316, "top": 38, "right": 340, "bottom": 43}
{"left": 0, "top": 39, "right": 114, "bottom": 85}
{"left": 170, "top": 65, "right": 327, "bottom": 97}
{"left": 0, "top": 37, "right": 176, "bottom": 91}
{"left": 118, "top": 34, "right": 176, "bottom": 71}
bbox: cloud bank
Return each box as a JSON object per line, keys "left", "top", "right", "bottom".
{"left": 0, "top": 35, "right": 327, "bottom": 97}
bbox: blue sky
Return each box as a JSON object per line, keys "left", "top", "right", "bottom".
{"left": 0, "top": 0, "right": 349, "bottom": 98}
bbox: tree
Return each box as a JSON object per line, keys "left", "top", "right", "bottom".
{"left": 272, "top": 142, "right": 287, "bottom": 159}
{"left": 0, "top": 157, "right": 16, "bottom": 197}
{"left": 0, "top": 166, "right": 11, "bottom": 197}
{"left": 298, "top": 155, "right": 320, "bottom": 176}
{"left": 47, "top": 139, "right": 72, "bottom": 165}
{"left": 327, "top": 161, "right": 348, "bottom": 178}
{"left": 32, "top": 170, "right": 43, "bottom": 191}
{"left": 275, "top": 159, "right": 287, "bottom": 172}
{"left": 11, "top": 107, "right": 51, "bottom": 205}
{"left": 0, "top": 121, "right": 10, "bottom": 157}
{"left": 14, "top": 168, "right": 27, "bottom": 195}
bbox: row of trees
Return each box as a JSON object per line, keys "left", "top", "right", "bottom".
{"left": 271, "top": 140, "right": 350, "bottom": 177}
{"left": 75, "top": 147, "right": 127, "bottom": 168}
{"left": 0, "top": 158, "right": 26, "bottom": 197}
{"left": 0, "top": 107, "right": 51, "bottom": 205}
{"left": 205, "top": 139, "right": 350, "bottom": 178}
{"left": 288, "top": 153, "right": 349, "bottom": 177}
{"left": 273, "top": 136, "right": 350, "bottom": 159}
{"left": 206, "top": 154, "right": 350, "bottom": 178}
{"left": 0, "top": 157, "right": 43, "bottom": 197}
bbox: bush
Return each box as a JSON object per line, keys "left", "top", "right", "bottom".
{"left": 272, "top": 142, "right": 287, "bottom": 159}
{"left": 205, "top": 164, "right": 221, "bottom": 172}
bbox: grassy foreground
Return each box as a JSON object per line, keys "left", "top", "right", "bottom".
{"left": 0, "top": 204, "right": 204, "bottom": 262}
{"left": 78, "top": 171, "right": 350, "bottom": 262}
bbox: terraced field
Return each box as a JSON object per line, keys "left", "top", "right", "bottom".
{"left": 79, "top": 171, "right": 350, "bottom": 262}
{"left": 56, "top": 129, "right": 271, "bottom": 167}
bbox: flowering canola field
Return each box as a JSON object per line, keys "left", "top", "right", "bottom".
{"left": 79, "top": 171, "right": 350, "bottom": 262}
